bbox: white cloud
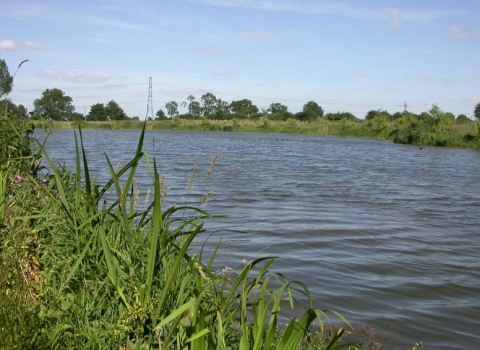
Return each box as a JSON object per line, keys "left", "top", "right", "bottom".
{"left": 384, "top": 8, "right": 401, "bottom": 29}
{"left": 234, "top": 31, "right": 272, "bottom": 38}
{"left": 214, "top": 70, "right": 233, "bottom": 76}
{"left": 210, "top": 48, "right": 227, "bottom": 55}
{"left": 101, "top": 84, "right": 129, "bottom": 90}
{"left": 447, "top": 27, "right": 470, "bottom": 40}
{"left": 36, "top": 70, "right": 110, "bottom": 83}
{"left": 354, "top": 72, "right": 366, "bottom": 78}
{"left": 22, "top": 41, "right": 45, "bottom": 50}
{"left": 63, "top": 72, "right": 110, "bottom": 83}
{"left": 193, "top": 0, "right": 455, "bottom": 28}
{"left": 37, "top": 69, "right": 61, "bottom": 79}
{"left": 0, "top": 40, "right": 45, "bottom": 51}
{"left": 188, "top": 47, "right": 205, "bottom": 53}
{"left": 421, "top": 76, "right": 455, "bottom": 83}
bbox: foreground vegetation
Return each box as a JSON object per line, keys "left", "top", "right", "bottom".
{"left": 37, "top": 107, "right": 480, "bottom": 150}
{"left": 1, "top": 102, "right": 378, "bottom": 349}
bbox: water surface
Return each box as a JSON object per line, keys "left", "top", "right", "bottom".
{"left": 41, "top": 129, "right": 480, "bottom": 349}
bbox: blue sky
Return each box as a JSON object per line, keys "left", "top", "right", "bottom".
{"left": 2, "top": 0, "right": 479, "bottom": 119}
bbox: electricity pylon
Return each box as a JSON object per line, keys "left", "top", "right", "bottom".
{"left": 145, "top": 76, "right": 153, "bottom": 120}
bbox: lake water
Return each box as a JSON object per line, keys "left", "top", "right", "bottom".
{"left": 40, "top": 129, "right": 480, "bottom": 349}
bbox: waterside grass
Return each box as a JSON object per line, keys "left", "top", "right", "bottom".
{"left": 35, "top": 117, "right": 480, "bottom": 150}
{"left": 2, "top": 116, "right": 366, "bottom": 349}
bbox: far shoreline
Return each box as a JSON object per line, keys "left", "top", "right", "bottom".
{"left": 32, "top": 118, "right": 480, "bottom": 151}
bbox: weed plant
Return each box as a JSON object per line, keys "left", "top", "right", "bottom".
{"left": 2, "top": 113, "right": 361, "bottom": 349}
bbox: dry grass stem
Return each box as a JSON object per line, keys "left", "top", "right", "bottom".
{"left": 160, "top": 174, "right": 165, "bottom": 193}
{"left": 188, "top": 163, "right": 196, "bottom": 193}
{"left": 161, "top": 187, "right": 170, "bottom": 203}
{"left": 144, "top": 189, "right": 151, "bottom": 206}
{"left": 206, "top": 154, "right": 218, "bottom": 178}
{"left": 115, "top": 162, "right": 121, "bottom": 174}
{"left": 133, "top": 178, "right": 139, "bottom": 208}
{"left": 201, "top": 190, "right": 214, "bottom": 204}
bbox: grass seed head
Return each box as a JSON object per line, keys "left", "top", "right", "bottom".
{"left": 206, "top": 154, "right": 218, "bottom": 178}
{"left": 201, "top": 190, "right": 214, "bottom": 203}
{"left": 188, "top": 163, "right": 196, "bottom": 193}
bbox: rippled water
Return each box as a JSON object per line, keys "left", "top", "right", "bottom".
{"left": 41, "top": 129, "right": 480, "bottom": 349}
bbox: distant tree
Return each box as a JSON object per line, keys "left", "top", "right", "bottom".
{"left": 165, "top": 101, "right": 179, "bottom": 118}
{"left": 16, "top": 104, "right": 28, "bottom": 118}
{"left": 200, "top": 92, "right": 218, "bottom": 116}
{"left": 0, "top": 59, "right": 13, "bottom": 99}
{"left": 474, "top": 102, "right": 480, "bottom": 120}
{"left": 186, "top": 95, "right": 195, "bottom": 115}
{"left": 391, "top": 111, "right": 404, "bottom": 120}
{"left": 269, "top": 111, "right": 293, "bottom": 121}
{"left": 216, "top": 99, "right": 231, "bottom": 114}
{"left": 33, "top": 88, "right": 75, "bottom": 120}
{"left": 189, "top": 101, "right": 201, "bottom": 117}
{"left": 429, "top": 105, "right": 454, "bottom": 127}
{"left": 87, "top": 103, "right": 107, "bottom": 121}
{"left": 417, "top": 111, "right": 434, "bottom": 123}
{"left": 302, "top": 101, "right": 324, "bottom": 118}
{"left": 71, "top": 112, "right": 85, "bottom": 121}
{"left": 105, "top": 100, "right": 127, "bottom": 120}
{"left": 230, "top": 99, "right": 259, "bottom": 118}
{"left": 0, "top": 99, "right": 16, "bottom": 117}
{"left": 456, "top": 114, "right": 471, "bottom": 124}
{"left": 365, "top": 109, "right": 392, "bottom": 121}
{"left": 325, "top": 111, "right": 358, "bottom": 121}
{"left": 294, "top": 110, "right": 318, "bottom": 122}
{"left": 267, "top": 102, "right": 288, "bottom": 114}
{"left": 155, "top": 109, "right": 167, "bottom": 120}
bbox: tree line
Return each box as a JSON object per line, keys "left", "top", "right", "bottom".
{"left": 2, "top": 59, "right": 480, "bottom": 123}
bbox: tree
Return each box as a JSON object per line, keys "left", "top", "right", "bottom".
{"left": 186, "top": 95, "right": 195, "bottom": 115}
{"left": 474, "top": 102, "right": 480, "bottom": 120}
{"left": 267, "top": 103, "right": 288, "bottom": 114}
{"left": 71, "top": 112, "right": 85, "bottom": 121}
{"left": 216, "top": 99, "right": 231, "bottom": 114}
{"left": 0, "top": 59, "right": 14, "bottom": 99}
{"left": 0, "top": 99, "right": 16, "bottom": 117}
{"left": 165, "top": 101, "right": 179, "bottom": 118}
{"left": 429, "top": 105, "right": 454, "bottom": 127}
{"left": 105, "top": 100, "right": 127, "bottom": 120}
{"left": 156, "top": 109, "right": 167, "bottom": 120}
{"left": 365, "top": 109, "right": 392, "bottom": 121}
{"left": 87, "top": 103, "right": 107, "bottom": 121}
{"left": 32, "top": 88, "right": 75, "bottom": 120}
{"left": 294, "top": 110, "right": 317, "bottom": 122}
{"left": 456, "top": 114, "right": 471, "bottom": 124}
{"left": 16, "top": 104, "right": 28, "bottom": 118}
{"left": 302, "top": 101, "right": 324, "bottom": 118}
{"left": 190, "top": 101, "right": 202, "bottom": 117}
{"left": 200, "top": 92, "right": 218, "bottom": 116}
{"left": 325, "top": 111, "right": 358, "bottom": 121}
{"left": 229, "top": 99, "right": 259, "bottom": 118}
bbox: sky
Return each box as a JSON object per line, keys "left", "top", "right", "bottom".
{"left": 1, "top": 0, "right": 480, "bottom": 119}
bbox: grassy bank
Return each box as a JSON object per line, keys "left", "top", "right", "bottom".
{"left": 36, "top": 116, "right": 480, "bottom": 150}
{"left": 3, "top": 112, "right": 372, "bottom": 349}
